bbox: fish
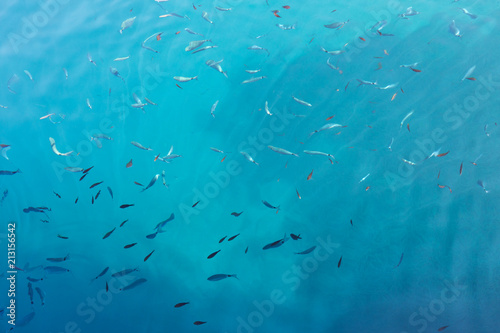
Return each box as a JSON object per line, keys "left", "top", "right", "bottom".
{"left": 120, "top": 17, "right": 136, "bottom": 34}
{"left": 359, "top": 173, "right": 370, "bottom": 183}
{"left": 92, "top": 267, "right": 109, "bottom": 281}
{"left": 438, "top": 326, "right": 449, "bottom": 332}
{"left": 477, "top": 180, "right": 489, "bottom": 193}
{"left": 240, "top": 151, "right": 259, "bottom": 165}
{"left": 242, "top": 76, "right": 266, "bottom": 84}
{"left": 245, "top": 69, "right": 261, "bottom": 74}
{"left": 46, "top": 254, "right": 70, "bottom": 262}
{"left": 144, "top": 250, "right": 155, "bottom": 262}
{"left": 174, "top": 76, "right": 198, "bottom": 82}
{"left": 44, "top": 266, "right": 70, "bottom": 274}
{"left": 206, "top": 59, "right": 228, "bottom": 77}
{"left": 110, "top": 67, "right": 125, "bottom": 82}
{"left": 63, "top": 67, "right": 68, "bottom": 79}
{"left": 111, "top": 268, "right": 138, "bottom": 278}
{"left": 120, "top": 278, "right": 147, "bottom": 291}
{"left": 268, "top": 145, "right": 298, "bottom": 156}
{"left": 216, "top": 6, "right": 232, "bottom": 11}
{"left": 399, "top": 7, "right": 419, "bottom": 18}
{"left": 303, "top": 150, "right": 335, "bottom": 161}
{"left": 65, "top": 167, "right": 83, "bottom": 173}
{"left": 449, "top": 20, "right": 462, "bottom": 37}
{"left": 107, "top": 186, "right": 113, "bottom": 199}
{"left": 219, "top": 236, "right": 227, "bottom": 243}
{"left": 83, "top": 166, "right": 94, "bottom": 174}
{"left": 147, "top": 213, "right": 175, "bottom": 239}
{"left": 400, "top": 111, "right": 414, "bottom": 128}
{"left": 126, "top": 159, "right": 133, "bottom": 168}
{"left": 17, "top": 312, "right": 35, "bottom": 327}
{"left": 324, "top": 20, "right": 349, "bottom": 29}
{"left": 295, "top": 246, "right": 316, "bottom": 255}
{"left": 207, "top": 274, "right": 238, "bottom": 281}
{"left": 194, "top": 321, "right": 206, "bottom": 325}
{"left": 309, "top": 123, "right": 343, "bottom": 136}
{"left": 262, "top": 200, "right": 279, "bottom": 210}
{"left": 210, "top": 147, "right": 225, "bottom": 154}
{"left": 49, "top": 137, "right": 73, "bottom": 156}
{"left": 292, "top": 96, "right": 312, "bottom": 107}
{"left": 377, "top": 83, "right": 398, "bottom": 90}
{"left": 264, "top": 101, "right": 272, "bottom": 116}
{"left": 113, "top": 56, "right": 130, "bottom": 61}
{"left": 202, "top": 11, "right": 212, "bottom": 24}
{"left": 402, "top": 158, "right": 416, "bottom": 166}
{"left": 245, "top": 246, "right": 249, "bottom": 254}
{"left": 320, "top": 47, "right": 345, "bottom": 55}
{"left": 131, "top": 141, "right": 152, "bottom": 150}
{"left": 192, "top": 45, "right": 218, "bottom": 54}
{"left": 90, "top": 181, "right": 103, "bottom": 189}
{"left": 175, "top": 302, "right": 189, "bottom": 308}
{"left": 228, "top": 233, "right": 240, "bottom": 241}
{"left": 141, "top": 174, "right": 159, "bottom": 192}
{"left": 248, "top": 45, "right": 270, "bottom": 55}
{"left": 460, "top": 162, "right": 463, "bottom": 175}
{"left": 357, "top": 79, "right": 378, "bottom": 86}
{"left": 161, "top": 170, "right": 168, "bottom": 188}
{"left": 95, "top": 190, "right": 101, "bottom": 200}
{"left": 120, "top": 204, "right": 134, "bottom": 209}
{"left": 263, "top": 234, "right": 288, "bottom": 250}
{"left": 35, "top": 287, "right": 45, "bottom": 305}
{"left": 338, "top": 256, "right": 342, "bottom": 268}
{"left": 207, "top": 250, "right": 221, "bottom": 259}
{"left": 290, "top": 234, "right": 302, "bottom": 240}
{"left": 28, "top": 282, "right": 34, "bottom": 304}
{"left": 296, "top": 188, "right": 301, "bottom": 199}
{"left": 459, "top": 8, "right": 477, "bottom": 19}
{"left": 119, "top": 220, "right": 129, "bottom": 228}
{"left": 24, "top": 69, "right": 34, "bottom": 81}
{"left": 103, "top": 227, "right": 116, "bottom": 239}
{"left": 462, "top": 65, "right": 476, "bottom": 81}
{"left": 231, "top": 212, "right": 243, "bottom": 217}
{"left": 0, "top": 169, "right": 21, "bottom": 176}
{"left": 145, "top": 97, "right": 156, "bottom": 106}
{"left": 0, "top": 145, "right": 11, "bottom": 160}
{"left": 394, "top": 253, "right": 404, "bottom": 268}
{"left": 185, "top": 39, "right": 211, "bottom": 52}
{"left": 276, "top": 23, "right": 296, "bottom": 30}
{"left": 141, "top": 32, "right": 163, "bottom": 53}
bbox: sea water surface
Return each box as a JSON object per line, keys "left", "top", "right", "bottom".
{"left": 1, "top": 0, "right": 500, "bottom": 332}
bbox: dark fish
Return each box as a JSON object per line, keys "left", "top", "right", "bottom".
{"left": 228, "top": 233, "right": 240, "bottom": 241}
{"left": 262, "top": 200, "right": 279, "bottom": 210}
{"left": 245, "top": 246, "right": 248, "bottom": 254}
{"left": 174, "top": 302, "right": 189, "bottom": 308}
{"left": 192, "top": 200, "right": 200, "bottom": 207}
{"left": 111, "top": 268, "right": 138, "bottom": 278}
{"left": 231, "top": 211, "right": 243, "bottom": 217}
{"left": 263, "top": 234, "right": 288, "bottom": 250}
{"left": 53, "top": 191, "right": 61, "bottom": 198}
{"left": 107, "top": 186, "right": 113, "bottom": 199}
{"left": 75, "top": 197, "right": 78, "bottom": 204}
{"left": 79, "top": 173, "right": 88, "bottom": 181}
{"left": 120, "top": 278, "right": 147, "bottom": 291}
{"left": 350, "top": 219, "right": 353, "bottom": 226}
{"left": 44, "top": 266, "right": 70, "bottom": 274}
{"left": 120, "top": 219, "right": 128, "bottom": 227}
{"left": 290, "top": 233, "right": 301, "bottom": 240}
{"left": 144, "top": 250, "right": 155, "bottom": 262}
{"left": 194, "top": 321, "right": 206, "bottom": 325}
{"left": 46, "top": 254, "right": 70, "bottom": 262}
{"left": 295, "top": 246, "right": 316, "bottom": 255}
{"left": 219, "top": 236, "right": 227, "bottom": 243}
{"left": 92, "top": 196, "right": 94, "bottom": 204}
{"left": 438, "top": 326, "right": 449, "bottom": 332}
{"left": 207, "top": 274, "right": 238, "bottom": 281}
{"left": 106, "top": 281, "right": 109, "bottom": 292}
{"left": 338, "top": 256, "right": 342, "bottom": 268}
{"left": 394, "top": 253, "right": 404, "bottom": 268}
{"left": 40, "top": 219, "right": 49, "bottom": 223}
{"left": 89, "top": 181, "right": 103, "bottom": 189}
{"left": 207, "top": 250, "right": 221, "bottom": 259}
{"left": 35, "top": 287, "right": 45, "bottom": 305}
{"left": 0, "top": 169, "right": 21, "bottom": 175}
{"left": 27, "top": 277, "right": 43, "bottom": 282}
{"left": 83, "top": 166, "right": 94, "bottom": 174}
{"left": 92, "top": 267, "right": 109, "bottom": 280}
{"left": 95, "top": 190, "right": 101, "bottom": 200}
{"left": 28, "top": 282, "right": 34, "bottom": 304}
{"left": 103, "top": 227, "right": 116, "bottom": 239}
{"left": 120, "top": 204, "right": 134, "bottom": 209}
{"left": 124, "top": 243, "right": 137, "bottom": 249}
{"left": 57, "top": 234, "right": 68, "bottom": 239}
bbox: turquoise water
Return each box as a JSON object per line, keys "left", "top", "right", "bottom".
{"left": 1, "top": 0, "right": 500, "bottom": 332}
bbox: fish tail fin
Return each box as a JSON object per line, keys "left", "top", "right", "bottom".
{"left": 232, "top": 274, "right": 239, "bottom": 280}
{"left": 16, "top": 169, "right": 21, "bottom": 173}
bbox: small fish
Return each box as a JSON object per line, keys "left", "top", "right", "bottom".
{"left": 24, "top": 69, "right": 34, "bottom": 81}
{"left": 292, "top": 96, "right": 312, "bottom": 107}
{"left": 92, "top": 267, "right": 109, "bottom": 281}
{"left": 44, "top": 266, "right": 70, "bottom": 274}
{"left": 57, "top": 234, "right": 69, "bottom": 239}
{"left": 35, "top": 287, "right": 45, "bottom": 305}
{"left": 216, "top": 6, "right": 232, "bottom": 11}
{"left": 202, "top": 11, "right": 213, "bottom": 24}
{"left": 462, "top": 65, "right": 476, "bottom": 81}
{"left": 210, "top": 100, "right": 219, "bottom": 118}
{"left": 399, "top": 7, "right": 419, "bottom": 18}
{"left": 245, "top": 246, "right": 249, "bottom": 254}
{"left": 103, "top": 227, "right": 116, "bottom": 239}
{"left": 120, "top": 17, "right": 136, "bottom": 34}
{"left": 90, "top": 181, "right": 103, "bottom": 189}
{"left": 120, "top": 204, "right": 134, "bottom": 209}
{"left": 338, "top": 256, "right": 342, "bottom": 268}
{"left": 402, "top": 158, "right": 416, "bottom": 166}
{"left": 477, "top": 180, "right": 489, "bottom": 193}
{"left": 359, "top": 173, "right": 370, "bottom": 183}
{"left": 264, "top": 101, "right": 272, "bottom": 116}
{"left": 207, "top": 250, "right": 221, "bottom": 259}
{"left": 113, "top": 56, "right": 130, "bottom": 61}
{"left": 303, "top": 150, "right": 335, "bottom": 161}
{"left": 174, "top": 76, "right": 198, "bottom": 82}
{"left": 0, "top": 169, "right": 21, "bottom": 176}
{"left": 394, "top": 253, "right": 404, "bottom": 268}
{"left": 400, "top": 111, "right": 414, "bottom": 128}
{"left": 219, "top": 236, "right": 227, "bottom": 243}
{"left": 192, "top": 45, "right": 218, "bottom": 54}
{"left": 63, "top": 68, "right": 68, "bottom": 79}
{"left": 262, "top": 200, "right": 279, "bottom": 210}
{"left": 268, "top": 145, "right": 298, "bottom": 156}
{"left": 241, "top": 76, "right": 267, "bottom": 84}
{"left": 185, "top": 28, "right": 204, "bottom": 36}
{"left": 438, "top": 326, "right": 449, "bottom": 332}
{"left": 307, "top": 170, "right": 313, "bottom": 180}
{"left": 207, "top": 274, "right": 238, "bottom": 281}
{"left": 120, "top": 278, "right": 147, "bottom": 291}
{"left": 107, "top": 186, "right": 113, "bottom": 199}
{"left": 110, "top": 67, "right": 125, "bottom": 82}
{"left": 53, "top": 191, "right": 61, "bottom": 198}
{"left": 141, "top": 174, "right": 160, "bottom": 192}
{"left": 185, "top": 39, "right": 211, "bottom": 52}
{"left": 290, "top": 234, "right": 301, "bottom": 240}
{"left": 49, "top": 137, "right": 73, "bottom": 156}
{"left": 46, "top": 254, "right": 70, "bottom": 262}
{"left": 95, "top": 190, "right": 101, "bottom": 200}
{"left": 175, "top": 302, "right": 190, "bottom": 308}
{"left": 276, "top": 23, "right": 296, "bottom": 30}
{"left": 131, "top": 141, "right": 152, "bottom": 150}
{"left": 228, "top": 233, "right": 240, "bottom": 241}
{"left": 263, "top": 234, "right": 288, "bottom": 250}
{"left": 231, "top": 212, "right": 243, "bottom": 217}
{"left": 357, "top": 79, "right": 378, "bottom": 86}
{"left": 144, "top": 250, "right": 155, "bottom": 262}
{"left": 126, "top": 159, "right": 133, "bottom": 168}
{"left": 438, "top": 184, "right": 452, "bottom": 193}
{"left": 436, "top": 151, "right": 450, "bottom": 157}
{"left": 460, "top": 162, "right": 463, "bottom": 175}
{"left": 206, "top": 59, "right": 228, "bottom": 77}
{"left": 194, "top": 321, "right": 206, "bottom": 326}
{"left": 192, "top": 200, "right": 200, "bottom": 208}
{"left": 449, "top": 20, "right": 462, "bottom": 37}
{"left": 240, "top": 151, "right": 259, "bottom": 165}
{"left": 245, "top": 69, "right": 261, "bottom": 74}
{"left": 459, "top": 8, "right": 477, "bottom": 19}
{"left": 248, "top": 45, "right": 270, "bottom": 56}
{"left": 309, "top": 123, "right": 343, "bottom": 136}
{"left": 111, "top": 268, "right": 138, "bottom": 278}
{"left": 28, "top": 282, "right": 34, "bottom": 304}
{"left": 324, "top": 20, "right": 349, "bottom": 29}
{"left": 296, "top": 188, "right": 301, "bottom": 199}
{"left": 295, "top": 246, "right": 316, "bottom": 255}
{"left": 320, "top": 47, "right": 345, "bottom": 55}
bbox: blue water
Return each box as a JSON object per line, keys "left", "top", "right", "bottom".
{"left": 1, "top": 0, "right": 500, "bottom": 332}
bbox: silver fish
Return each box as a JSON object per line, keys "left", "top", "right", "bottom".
{"left": 120, "top": 17, "right": 136, "bottom": 34}
{"left": 264, "top": 101, "right": 272, "bottom": 116}
{"left": 241, "top": 76, "right": 266, "bottom": 84}
{"left": 121, "top": 278, "right": 147, "bottom": 291}
{"left": 161, "top": 170, "right": 168, "bottom": 188}
{"left": 248, "top": 45, "right": 269, "bottom": 55}
{"left": 0, "top": 145, "right": 11, "bottom": 160}
{"left": 49, "top": 137, "right": 73, "bottom": 156}
{"left": 357, "top": 79, "right": 378, "bottom": 86}
{"left": 211, "top": 100, "right": 219, "bottom": 118}
{"left": 141, "top": 32, "right": 163, "bottom": 53}
{"left": 276, "top": 23, "right": 296, "bottom": 30}
{"left": 44, "top": 266, "right": 70, "bottom": 274}
{"left": 303, "top": 150, "right": 335, "bottom": 160}
{"left": 326, "top": 58, "right": 339, "bottom": 70}
{"left": 215, "top": 6, "right": 232, "bottom": 11}
{"left": 111, "top": 268, "right": 138, "bottom": 278}
{"left": 462, "top": 65, "right": 476, "bottom": 81}
{"left": 28, "top": 282, "right": 34, "bottom": 304}
{"left": 24, "top": 70, "right": 34, "bottom": 81}
{"left": 459, "top": 8, "right": 477, "bottom": 19}
{"left": 324, "top": 20, "right": 349, "bottom": 29}
{"left": 141, "top": 174, "right": 160, "bottom": 192}
{"left": 295, "top": 246, "right": 316, "bottom": 255}
{"left": 131, "top": 141, "right": 152, "bottom": 150}
{"left": 310, "top": 123, "right": 343, "bottom": 136}
{"left": 267, "top": 145, "right": 298, "bottom": 156}
{"left": 207, "top": 274, "right": 238, "bottom": 281}
{"left": 185, "top": 39, "right": 211, "bottom": 52}
{"left": 240, "top": 151, "right": 259, "bottom": 165}
{"left": 64, "top": 167, "right": 83, "bottom": 172}
{"left": 245, "top": 69, "right": 261, "bottom": 74}
{"left": 174, "top": 76, "right": 198, "bottom": 82}
{"left": 377, "top": 83, "right": 399, "bottom": 90}
{"left": 87, "top": 52, "right": 97, "bottom": 66}
{"left": 292, "top": 96, "right": 312, "bottom": 107}
{"left": 449, "top": 20, "right": 462, "bottom": 37}
{"left": 202, "top": 11, "right": 213, "bottom": 24}
{"left": 110, "top": 67, "right": 125, "bottom": 81}
{"left": 191, "top": 45, "right": 218, "bottom": 54}
{"left": 320, "top": 47, "right": 344, "bottom": 55}
{"left": 399, "top": 7, "right": 419, "bottom": 18}
{"left": 185, "top": 28, "right": 204, "bottom": 36}
{"left": 206, "top": 59, "right": 228, "bottom": 77}
{"left": 35, "top": 287, "right": 45, "bottom": 305}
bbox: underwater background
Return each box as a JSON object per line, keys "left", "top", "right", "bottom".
{"left": 1, "top": 0, "right": 500, "bottom": 332}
